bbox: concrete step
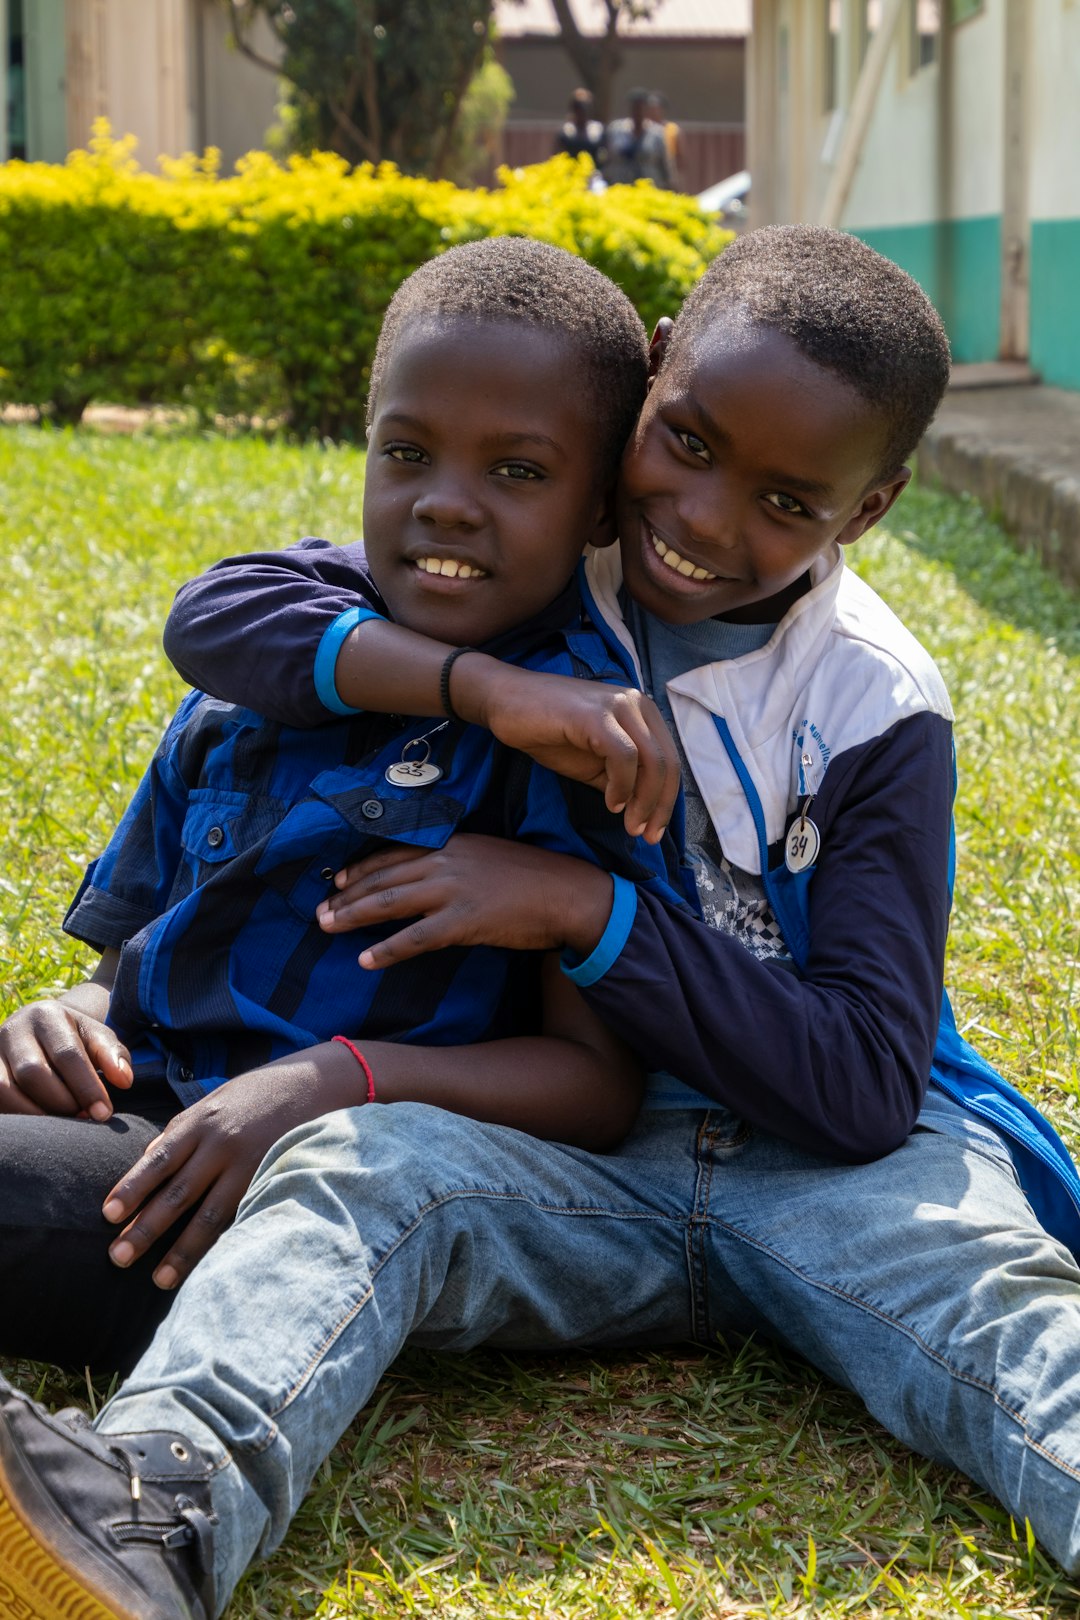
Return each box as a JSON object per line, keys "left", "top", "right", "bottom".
{"left": 917, "top": 382, "right": 1080, "bottom": 592}
{"left": 947, "top": 361, "right": 1040, "bottom": 391}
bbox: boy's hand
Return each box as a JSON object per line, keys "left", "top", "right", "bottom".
{"left": 102, "top": 1049, "right": 366, "bottom": 1288}
{"left": 316, "top": 834, "right": 613, "bottom": 970}
{"left": 0, "top": 1001, "right": 132, "bottom": 1120}
{"left": 461, "top": 663, "right": 680, "bottom": 844}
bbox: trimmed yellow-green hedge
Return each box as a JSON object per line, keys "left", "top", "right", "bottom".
{"left": 0, "top": 126, "right": 730, "bottom": 437}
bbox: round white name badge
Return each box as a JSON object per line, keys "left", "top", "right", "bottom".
{"left": 384, "top": 728, "right": 445, "bottom": 789}
{"left": 385, "top": 759, "right": 443, "bottom": 788}
{"left": 785, "top": 815, "right": 820, "bottom": 873}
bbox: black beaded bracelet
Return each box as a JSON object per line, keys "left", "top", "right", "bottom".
{"left": 439, "top": 646, "right": 476, "bottom": 722}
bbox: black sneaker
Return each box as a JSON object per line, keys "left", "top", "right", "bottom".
{"left": 0, "top": 1371, "right": 217, "bottom": 1619}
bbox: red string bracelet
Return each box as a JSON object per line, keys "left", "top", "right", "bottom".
{"left": 331, "top": 1035, "right": 376, "bottom": 1103}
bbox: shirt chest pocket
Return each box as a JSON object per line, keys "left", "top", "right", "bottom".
{"left": 251, "top": 766, "right": 468, "bottom": 921}
{"left": 178, "top": 790, "right": 282, "bottom": 889}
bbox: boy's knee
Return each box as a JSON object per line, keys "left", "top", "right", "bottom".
{"left": 247, "top": 1100, "right": 491, "bottom": 1203}
{"left": 260, "top": 1101, "right": 368, "bottom": 1169}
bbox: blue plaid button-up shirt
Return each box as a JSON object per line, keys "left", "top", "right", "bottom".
{"left": 65, "top": 578, "right": 690, "bottom": 1106}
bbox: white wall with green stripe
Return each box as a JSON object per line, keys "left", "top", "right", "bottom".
{"left": 840, "top": 0, "right": 1080, "bottom": 390}
{"left": 1026, "top": 2, "right": 1080, "bottom": 390}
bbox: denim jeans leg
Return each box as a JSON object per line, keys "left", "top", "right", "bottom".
{"left": 94, "top": 1101, "right": 711, "bottom": 1614}
{"left": 698, "top": 1087, "right": 1080, "bottom": 1571}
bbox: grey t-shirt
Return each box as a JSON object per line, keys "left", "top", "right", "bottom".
{"left": 624, "top": 595, "right": 793, "bottom": 966}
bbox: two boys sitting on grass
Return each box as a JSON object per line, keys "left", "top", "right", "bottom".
{"left": 3, "top": 228, "right": 1080, "bottom": 1620}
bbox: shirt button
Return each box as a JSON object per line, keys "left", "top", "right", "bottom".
{"left": 321, "top": 867, "right": 335, "bottom": 881}
{"left": 361, "top": 799, "right": 384, "bottom": 819}
{"left": 180, "top": 1065, "right": 194, "bottom": 1083}
{"left": 206, "top": 826, "right": 225, "bottom": 848}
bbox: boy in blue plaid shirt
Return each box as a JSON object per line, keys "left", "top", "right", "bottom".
{"left": 0, "top": 238, "right": 688, "bottom": 1373}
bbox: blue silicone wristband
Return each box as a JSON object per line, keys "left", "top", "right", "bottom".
{"left": 314, "top": 606, "right": 385, "bottom": 715}
{"left": 560, "top": 873, "right": 638, "bottom": 987}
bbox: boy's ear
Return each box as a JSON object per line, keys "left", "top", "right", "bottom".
{"left": 588, "top": 483, "right": 620, "bottom": 550}
{"left": 647, "top": 317, "right": 674, "bottom": 387}
{"left": 835, "top": 467, "right": 911, "bottom": 548}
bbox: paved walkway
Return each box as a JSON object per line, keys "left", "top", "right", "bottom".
{"left": 918, "top": 366, "right": 1080, "bottom": 591}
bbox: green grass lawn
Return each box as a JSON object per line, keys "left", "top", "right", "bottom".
{"left": 0, "top": 422, "right": 1078, "bottom": 1619}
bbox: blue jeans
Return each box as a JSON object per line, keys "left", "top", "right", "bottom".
{"left": 95, "top": 1090, "right": 1080, "bottom": 1614}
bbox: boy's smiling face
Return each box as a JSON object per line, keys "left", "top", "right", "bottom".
{"left": 616, "top": 320, "right": 909, "bottom": 625}
{"left": 363, "top": 317, "right": 613, "bottom": 645}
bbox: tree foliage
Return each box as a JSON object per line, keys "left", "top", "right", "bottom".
{"left": 0, "top": 130, "right": 729, "bottom": 436}
{"left": 226, "top": 0, "right": 495, "bottom": 174}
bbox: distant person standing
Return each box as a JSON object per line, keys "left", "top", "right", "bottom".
{"left": 554, "top": 88, "right": 607, "bottom": 171}
{"left": 603, "top": 87, "right": 672, "bottom": 188}
{"left": 646, "top": 91, "right": 683, "bottom": 190}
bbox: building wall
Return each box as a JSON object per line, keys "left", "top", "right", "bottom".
{"left": 1027, "top": 0, "right": 1080, "bottom": 388}
{"left": 3, "top": 0, "right": 277, "bottom": 172}
{"left": 192, "top": 0, "right": 281, "bottom": 172}
{"left": 1, "top": 0, "right": 68, "bottom": 162}
{"left": 23, "top": 0, "right": 67, "bottom": 160}
{"left": 65, "top": 0, "right": 197, "bottom": 162}
{"left": 751, "top": 0, "right": 1080, "bottom": 387}
{"left": 850, "top": 0, "right": 1004, "bottom": 362}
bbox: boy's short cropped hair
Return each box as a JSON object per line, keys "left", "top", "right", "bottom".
{"left": 667, "top": 225, "right": 952, "bottom": 480}
{"left": 368, "top": 237, "right": 649, "bottom": 476}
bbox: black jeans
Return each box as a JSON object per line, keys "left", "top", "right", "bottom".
{"left": 0, "top": 1078, "right": 183, "bottom": 1374}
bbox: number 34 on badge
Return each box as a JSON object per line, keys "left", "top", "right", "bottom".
{"left": 785, "top": 810, "right": 820, "bottom": 873}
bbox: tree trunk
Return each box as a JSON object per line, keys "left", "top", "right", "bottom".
{"left": 547, "top": 0, "right": 602, "bottom": 101}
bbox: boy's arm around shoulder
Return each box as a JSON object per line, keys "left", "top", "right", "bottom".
{"left": 165, "top": 542, "right": 680, "bottom": 840}
{"left": 572, "top": 709, "right": 955, "bottom": 1162}
{"left": 164, "top": 536, "right": 489, "bottom": 728}
{"left": 163, "top": 538, "right": 384, "bottom": 727}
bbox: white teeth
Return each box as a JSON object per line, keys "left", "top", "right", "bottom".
{"left": 650, "top": 532, "right": 716, "bottom": 582}
{"left": 415, "top": 557, "right": 485, "bottom": 580}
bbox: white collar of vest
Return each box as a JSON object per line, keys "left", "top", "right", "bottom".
{"left": 583, "top": 543, "right": 948, "bottom": 871}
{"left": 583, "top": 541, "right": 844, "bottom": 720}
